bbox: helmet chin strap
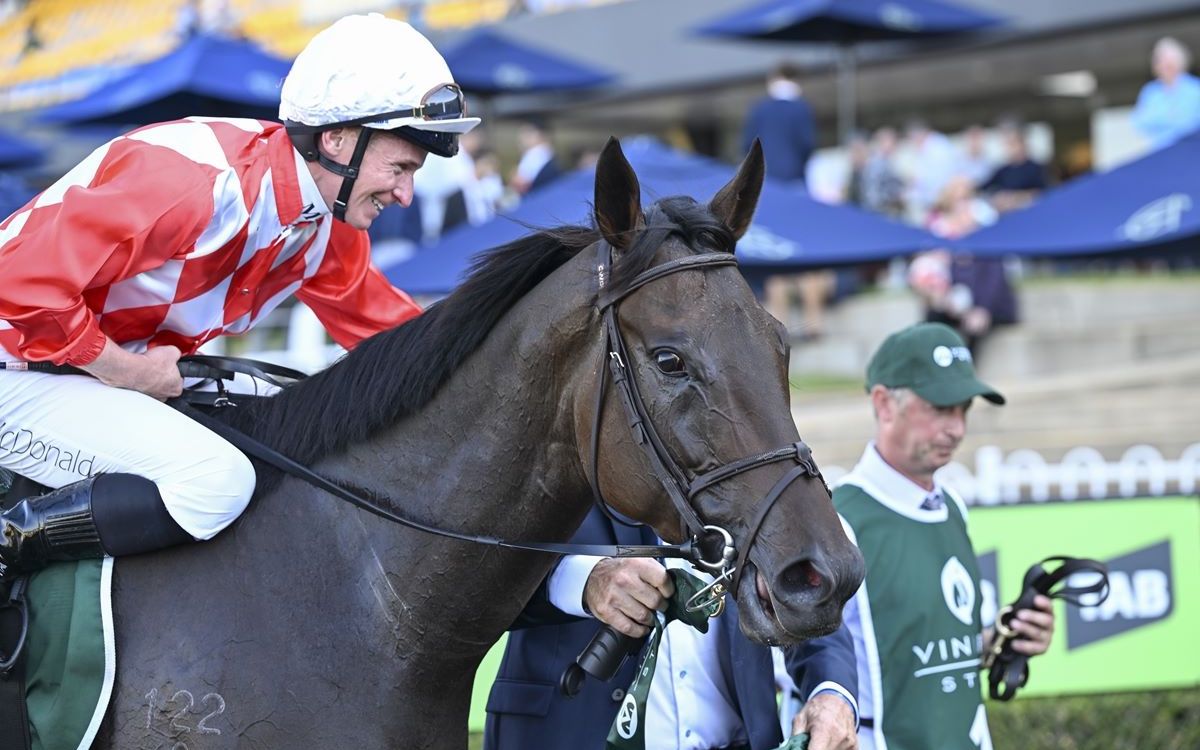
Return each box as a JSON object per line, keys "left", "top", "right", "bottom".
{"left": 315, "top": 128, "right": 375, "bottom": 222}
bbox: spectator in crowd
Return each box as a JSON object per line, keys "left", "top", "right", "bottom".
{"left": 412, "top": 146, "right": 473, "bottom": 242}
{"left": 926, "top": 175, "right": 998, "bottom": 240}
{"left": 764, "top": 270, "right": 839, "bottom": 342}
{"left": 470, "top": 145, "right": 506, "bottom": 220}
{"left": 0, "top": 15, "right": 477, "bottom": 579}
{"left": 485, "top": 505, "right": 860, "bottom": 750}
{"left": 742, "top": 61, "right": 817, "bottom": 186}
{"left": 979, "top": 124, "right": 1050, "bottom": 213}
{"left": 908, "top": 249, "right": 1018, "bottom": 357}
{"left": 858, "top": 127, "right": 906, "bottom": 218}
{"left": 958, "top": 125, "right": 994, "bottom": 188}
{"left": 510, "top": 119, "right": 562, "bottom": 195}
{"left": 843, "top": 130, "right": 872, "bottom": 206}
{"left": 919, "top": 177, "right": 1006, "bottom": 355}
{"left": 412, "top": 129, "right": 500, "bottom": 243}
{"left": 903, "top": 118, "right": 960, "bottom": 225}
{"left": 1055, "top": 140, "right": 1093, "bottom": 183}
{"left": 745, "top": 61, "right": 831, "bottom": 341}
{"left": 1131, "top": 36, "right": 1200, "bottom": 150}
{"left": 834, "top": 321, "right": 1055, "bottom": 750}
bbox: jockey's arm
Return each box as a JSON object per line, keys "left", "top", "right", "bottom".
{"left": 80, "top": 338, "right": 184, "bottom": 401}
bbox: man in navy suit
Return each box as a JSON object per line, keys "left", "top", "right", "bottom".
{"left": 484, "top": 507, "right": 859, "bottom": 750}
{"left": 741, "top": 62, "right": 816, "bottom": 186}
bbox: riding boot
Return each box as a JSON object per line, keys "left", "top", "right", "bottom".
{"left": 0, "top": 478, "right": 105, "bottom": 580}
{"left": 0, "top": 473, "right": 193, "bottom": 582}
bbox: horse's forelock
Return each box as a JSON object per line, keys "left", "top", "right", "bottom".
{"left": 608, "top": 197, "right": 736, "bottom": 291}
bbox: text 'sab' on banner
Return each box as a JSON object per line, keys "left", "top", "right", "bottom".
{"left": 971, "top": 495, "right": 1200, "bottom": 696}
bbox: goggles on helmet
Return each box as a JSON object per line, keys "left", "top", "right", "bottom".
{"left": 284, "top": 84, "right": 468, "bottom": 135}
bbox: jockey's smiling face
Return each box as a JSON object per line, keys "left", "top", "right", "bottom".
{"left": 316, "top": 127, "right": 429, "bottom": 230}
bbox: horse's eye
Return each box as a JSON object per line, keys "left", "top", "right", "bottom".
{"left": 654, "top": 350, "right": 686, "bottom": 375}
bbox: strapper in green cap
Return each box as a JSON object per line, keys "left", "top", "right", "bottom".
{"left": 866, "top": 322, "right": 1004, "bottom": 407}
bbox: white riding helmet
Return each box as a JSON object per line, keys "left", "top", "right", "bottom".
{"left": 281, "top": 13, "right": 478, "bottom": 153}
{"left": 280, "top": 14, "right": 480, "bottom": 219}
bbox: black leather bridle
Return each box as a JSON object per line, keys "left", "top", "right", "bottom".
{"left": 588, "top": 241, "right": 825, "bottom": 602}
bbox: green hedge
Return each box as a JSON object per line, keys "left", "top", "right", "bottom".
{"left": 988, "top": 688, "right": 1200, "bottom": 749}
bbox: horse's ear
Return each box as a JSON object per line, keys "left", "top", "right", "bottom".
{"left": 594, "top": 137, "right": 645, "bottom": 250}
{"left": 708, "top": 138, "right": 765, "bottom": 242}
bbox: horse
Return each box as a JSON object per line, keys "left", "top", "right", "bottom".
{"left": 88, "top": 138, "right": 864, "bottom": 748}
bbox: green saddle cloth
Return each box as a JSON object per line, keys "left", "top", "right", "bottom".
{"left": 22, "top": 558, "right": 110, "bottom": 750}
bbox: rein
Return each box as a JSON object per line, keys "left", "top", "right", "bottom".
{"left": 180, "top": 401, "right": 681, "bottom": 561}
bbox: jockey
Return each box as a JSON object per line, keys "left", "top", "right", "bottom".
{"left": 0, "top": 14, "right": 478, "bottom": 581}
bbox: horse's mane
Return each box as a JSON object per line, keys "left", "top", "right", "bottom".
{"left": 219, "top": 196, "right": 734, "bottom": 479}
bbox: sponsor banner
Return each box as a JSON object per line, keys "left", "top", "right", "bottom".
{"left": 971, "top": 496, "right": 1200, "bottom": 696}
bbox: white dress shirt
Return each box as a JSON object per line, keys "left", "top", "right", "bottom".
{"left": 550, "top": 555, "right": 747, "bottom": 749}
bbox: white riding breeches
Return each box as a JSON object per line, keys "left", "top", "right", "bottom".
{"left": 0, "top": 370, "right": 255, "bottom": 540}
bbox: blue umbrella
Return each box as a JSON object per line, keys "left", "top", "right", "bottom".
{"left": 696, "top": 0, "right": 1002, "bottom": 42}
{"left": 0, "top": 128, "right": 45, "bottom": 169}
{"left": 442, "top": 28, "right": 615, "bottom": 95}
{"left": 38, "top": 34, "right": 292, "bottom": 126}
{"left": 384, "top": 138, "right": 937, "bottom": 295}
{"left": 954, "top": 131, "right": 1200, "bottom": 259}
{"left": 695, "top": 0, "right": 1004, "bottom": 140}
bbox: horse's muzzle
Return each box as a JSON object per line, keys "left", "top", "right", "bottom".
{"left": 747, "top": 544, "right": 866, "bottom": 642}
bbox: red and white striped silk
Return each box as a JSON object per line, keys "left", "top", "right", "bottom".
{"left": 0, "top": 117, "right": 420, "bottom": 366}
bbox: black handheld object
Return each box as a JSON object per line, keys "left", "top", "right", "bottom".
{"left": 984, "top": 556, "right": 1109, "bottom": 701}
{"left": 559, "top": 624, "right": 643, "bottom": 697}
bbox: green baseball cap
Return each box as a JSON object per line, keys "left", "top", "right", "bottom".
{"left": 866, "top": 322, "right": 1005, "bottom": 406}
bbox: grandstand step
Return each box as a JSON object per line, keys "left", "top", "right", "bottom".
{"left": 977, "top": 315, "right": 1200, "bottom": 380}
{"left": 788, "top": 275, "right": 1200, "bottom": 381}
{"left": 1015, "top": 277, "right": 1200, "bottom": 328}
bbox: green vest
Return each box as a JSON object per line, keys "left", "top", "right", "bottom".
{"left": 834, "top": 482, "right": 992, "bottom": 750}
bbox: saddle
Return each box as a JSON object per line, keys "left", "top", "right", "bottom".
{"left": 0, "top": 356, "right": 306, "bottom": 750}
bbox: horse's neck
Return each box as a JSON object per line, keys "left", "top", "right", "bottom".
{"left": 360, "top": 254, "right": 597, "bottom": 515}
{"left": 265, "top": 255, "right": 601, "bottom": 655}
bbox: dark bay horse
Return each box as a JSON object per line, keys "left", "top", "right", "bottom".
{"left": 95, "top": 139, "right": 864, "bottom": 748}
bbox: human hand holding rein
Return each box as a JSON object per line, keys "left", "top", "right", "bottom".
{"left": 584, "top": 557, "right": 674, "bottom": 638}
{"left": 81, "top": 340, "right": 184, "bottom": 400}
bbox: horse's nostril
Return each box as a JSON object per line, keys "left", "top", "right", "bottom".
{"left": 780, "top": 559, "right": 823, "bottom": 592}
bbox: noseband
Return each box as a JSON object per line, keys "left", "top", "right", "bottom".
{"left": 589, "top": 241, "right": 824, "bottom": 609}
